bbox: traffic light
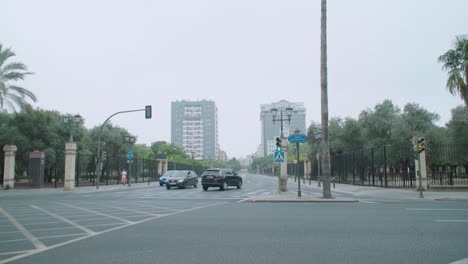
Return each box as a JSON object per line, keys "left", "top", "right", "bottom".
{"left": 145, "top": 105, "right": 152, "bottom": 119}
{"left": 417, "top": 137, "right": 425, "bottom": 153}
{"left": 102, "top": 151, "right": 107, "bottom": 161}
{"left": 275, "top": 137, "right": 282, "bottom": 151}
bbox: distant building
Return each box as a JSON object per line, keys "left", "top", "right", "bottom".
{"left": 171, "top": 100, "right": 219, "bottom": 160}
{"left": 260, "top": 100, "right": 306, "bottom": 157}
{"left": 218, "top": 150, "right": 228, "bottom": 161}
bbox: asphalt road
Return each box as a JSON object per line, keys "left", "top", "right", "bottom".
{"left": 0, "top": 174, "right": 467, "bottom": 264}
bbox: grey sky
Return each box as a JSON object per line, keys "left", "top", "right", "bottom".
{"left": 2, "top": 0, "right": 466, "bottom": 158}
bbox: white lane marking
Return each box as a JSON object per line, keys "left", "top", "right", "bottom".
{"left": 0, "top": 230, "right": 21, "bottom": 235}
{"left": 0, "top": 250, "right": 32, "bottom": 256}
{"left": 54, "top": 203, "right": 134, "bottom": 224}
{"left": 36, "top": 233, "right": 86, "bottom": 240}
{"left": 30, "top": 205, "right": 97, "bottom": 235}
{"left": 406, "top": 208, "right": 468, "bottom": 211}
{"left": 1, "top": 201, "right": 229, "bottom": 264}
{"left": 118, "top": 203, "right": 183, "bottom": 212}
{"left": 81, "top": 202, "right": 160, "bottom": 217}
{"left": 359, "top": 200, "right": 378, "bottom": 204}
{"left": 23, "top": 220, "right": 71, "bottom": 226}
{"left": 237, "top": 198, "right": 251, "bottom": 203}
{"left": 435, "top": 220, "right": 468, "bottom": 223}
{"left": 29, "top": 226, "right": 77, "bottom": 232}
{"left": 0, "top": 208, "right": 46, "bottom": 250}
{"left": 450, "top": 257, "right": 468, "bottom": 264}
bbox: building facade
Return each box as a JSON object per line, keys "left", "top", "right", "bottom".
{"left": 171, "top": 100, "right": 219, "bottom": 160}
{"left": 260, "top": 100, "right": 306, "bottom": 157}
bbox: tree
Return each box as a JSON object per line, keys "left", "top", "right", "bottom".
{"left": 438, "top": 35, "right": 468, "bottom": 106}
{"left": 446, "top": 106, "right": 468, "bottom": 143}
{"left": 320, "top": 0, "right": 332, "bottom": 198}
{"left": 359, "top": 100, "right": 400, "bottom": 147}
{"left": 0, "top": 44, "right": 37, "bottom": 111}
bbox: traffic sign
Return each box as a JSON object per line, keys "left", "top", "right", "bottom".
{"left": 127, "top": 151, "right": 134, "bottom": 160}
{"left": 288, "top": 134, "right": 307, "bottom": 143}
{"left": 274, "top": 151, "right": 285, "bottom": 163}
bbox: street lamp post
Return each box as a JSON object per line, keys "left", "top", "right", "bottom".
{"left": 314, "top": 131, "right": 322, "bottom": 187}
{"left": 271, "top": 107, "right": 293, "bottom": 192}
{"left": 63, "top": 114, "right": 82, "bottom": 142}
{"left": 172, "top": 146, "right": 177, "bottom": 170}
{"left": 271, "top": 107, "right": 293, "bottom": 138}
{"left": 191, "top": 151, "right": 195, "bottom": 171}
{"left": 124, "top": 135, "right": 136, "bottom": 187}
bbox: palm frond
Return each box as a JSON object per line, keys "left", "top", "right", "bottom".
{"left": 0, "top": 62, "right": 29, "bottom": 73}
{"left": 0, "top": 47, "right": 16, "bottom": 68}
{"left": 8, "top": 85, "right": 38, "bottom": 102}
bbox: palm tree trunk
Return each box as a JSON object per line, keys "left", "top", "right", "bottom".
{"left": 320, "top": 0, "right": 332, "bottom": 198}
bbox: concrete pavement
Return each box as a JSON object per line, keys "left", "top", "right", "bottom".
{"left": 247, "top": 175, "right": 468, "bottom": 202}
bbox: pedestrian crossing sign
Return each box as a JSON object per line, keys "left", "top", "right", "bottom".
{"left": 274, "top": 151, "right": 285, "bottom": 163}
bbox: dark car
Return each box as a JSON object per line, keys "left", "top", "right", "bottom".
{"left": 166, "top": 170, "right": 198, "bottom": 189}
{"left": 159, "top": 170, "right": 177, "bottom": 186}
{"left": 201, "top": 168, "right": 242, "bottom": 191}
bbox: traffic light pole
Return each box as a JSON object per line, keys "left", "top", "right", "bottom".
{"left": 96, "top": 106, "right": 151, "bottom": 189}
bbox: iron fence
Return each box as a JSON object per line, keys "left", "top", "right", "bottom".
{"left": 329, "top": 145, "right": 417, "bottom": 188}
{"left": 426, "top": 144, "right": 468, "bottom": 186}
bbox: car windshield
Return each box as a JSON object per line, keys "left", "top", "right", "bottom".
{"left": 203, "top": 170, "right": 220, "bottom": 176}
{"left": 170, "top": 170, "right": 190, "bottom": 177}
{"left": 162, "top": 171, "right": 177, "bottom": 177}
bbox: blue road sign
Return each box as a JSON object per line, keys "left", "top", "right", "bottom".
{"left": 127, "top": 151, "right": 134, "bottom": 160}
{"left": 274, "top": 151, "right": 285, "bottom": 163}
{"left": 288, "top": 134, "right": 308, "bottom": 144}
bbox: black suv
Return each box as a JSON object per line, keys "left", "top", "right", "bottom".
{"left": 201, "top": 168, "right": 242, "bottom": 191}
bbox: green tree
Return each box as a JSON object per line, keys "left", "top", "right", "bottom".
{"left": 0, "top": 44, "right": 37, "bottom": 111}
{"left": 359, "top": 100, "right": 400, "bottom": 147}
{"left": 446, "top": 106, "right": 468, "bottom": 143}
{"left": 438, "top": 35, "right": 468, "bottom": 106}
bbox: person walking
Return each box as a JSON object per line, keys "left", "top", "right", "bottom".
{"left": 121, "top": 169, "right": 127, "bottom": 185}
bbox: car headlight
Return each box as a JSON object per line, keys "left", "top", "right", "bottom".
{"left": 178, "top": 179, "right": 184, "bottom": 183}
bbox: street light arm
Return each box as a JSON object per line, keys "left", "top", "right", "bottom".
{"left": 96, "top": 108, "right": 146, "bottom": 189}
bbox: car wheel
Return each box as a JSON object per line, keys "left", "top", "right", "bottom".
{"left": 237, "top": 181, "right": 242, "bottom": 189}
{"left": 220, "top": 181, "right": 227, "bottom": 191}
{"left": 203, "top": 185, "right": 208, "bottom": 191}
{"left": 159, "top": 183, "right": 163, "bottom": 186}
{"left": 166, "top": 185, "right": 171, "bottom": 190}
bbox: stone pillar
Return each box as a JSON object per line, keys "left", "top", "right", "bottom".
{"left": 304, "top": 159, "right": 309, "bottom": 180}
{"left": 3, "top": 145, "right": 17, "bottom": 189}
{"left": 64, "top": 142, "right": 77, "bottom": 191}
{"left": 157, "top": 159, "right": 163, "bottom": 177}
{"left": 279, "top": 138, "right": 288, "bottom": 192}
{"left": 415, "top": 151, "right": 428, "bottom": 191}
{"left": 163, "top": 159, "right": 168, "bottom": 174}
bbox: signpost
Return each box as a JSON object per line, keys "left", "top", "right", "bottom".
{"left": 274, "top": 151, "right": 285, "bottom": 163}
{"left": 288, "top": 130, "right": 308, "bottom": 197}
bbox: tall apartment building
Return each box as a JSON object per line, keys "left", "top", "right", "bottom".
{"left": 260, "top": 100, "right": 306, "bottom": 157}
{"left": 171, "top": 100, "right": 219, "bottom": 160}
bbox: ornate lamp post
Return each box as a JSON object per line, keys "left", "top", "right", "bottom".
{"left": 63, "top": 114, "right": 81, "bottom": 142}
{"left": 271, "top": 107, "right": 294, "bottom": 192}
{"left": 271, "top": 107, "right": 293, "bottom": 138}
{"left": 124, "top": 135, "right": 136, "bottom": 187}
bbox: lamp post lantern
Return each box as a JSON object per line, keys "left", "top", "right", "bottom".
{"left": 63, "top": 114, "right": 81, "bottom": 142}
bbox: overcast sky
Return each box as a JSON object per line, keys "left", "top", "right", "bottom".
{"left": 2, "top": 0, "right": 466, "bottom": 158}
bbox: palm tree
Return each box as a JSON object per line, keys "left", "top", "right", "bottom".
{"left": 438, "top": 35, "right": 468, "bottom": 106}
{"left": 0, "top": 44, "right": 37, "bottom": 111}
{"left": 320, "top": 0, "right": 332, "bottom": 198}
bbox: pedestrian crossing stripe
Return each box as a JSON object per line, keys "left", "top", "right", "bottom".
{"left": 274, "top": 151, "right": 285, "bottom": 163}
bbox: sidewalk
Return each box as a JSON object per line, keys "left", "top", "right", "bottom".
{"left": 247, "top": 175, "right": 468, "bottom": 203}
